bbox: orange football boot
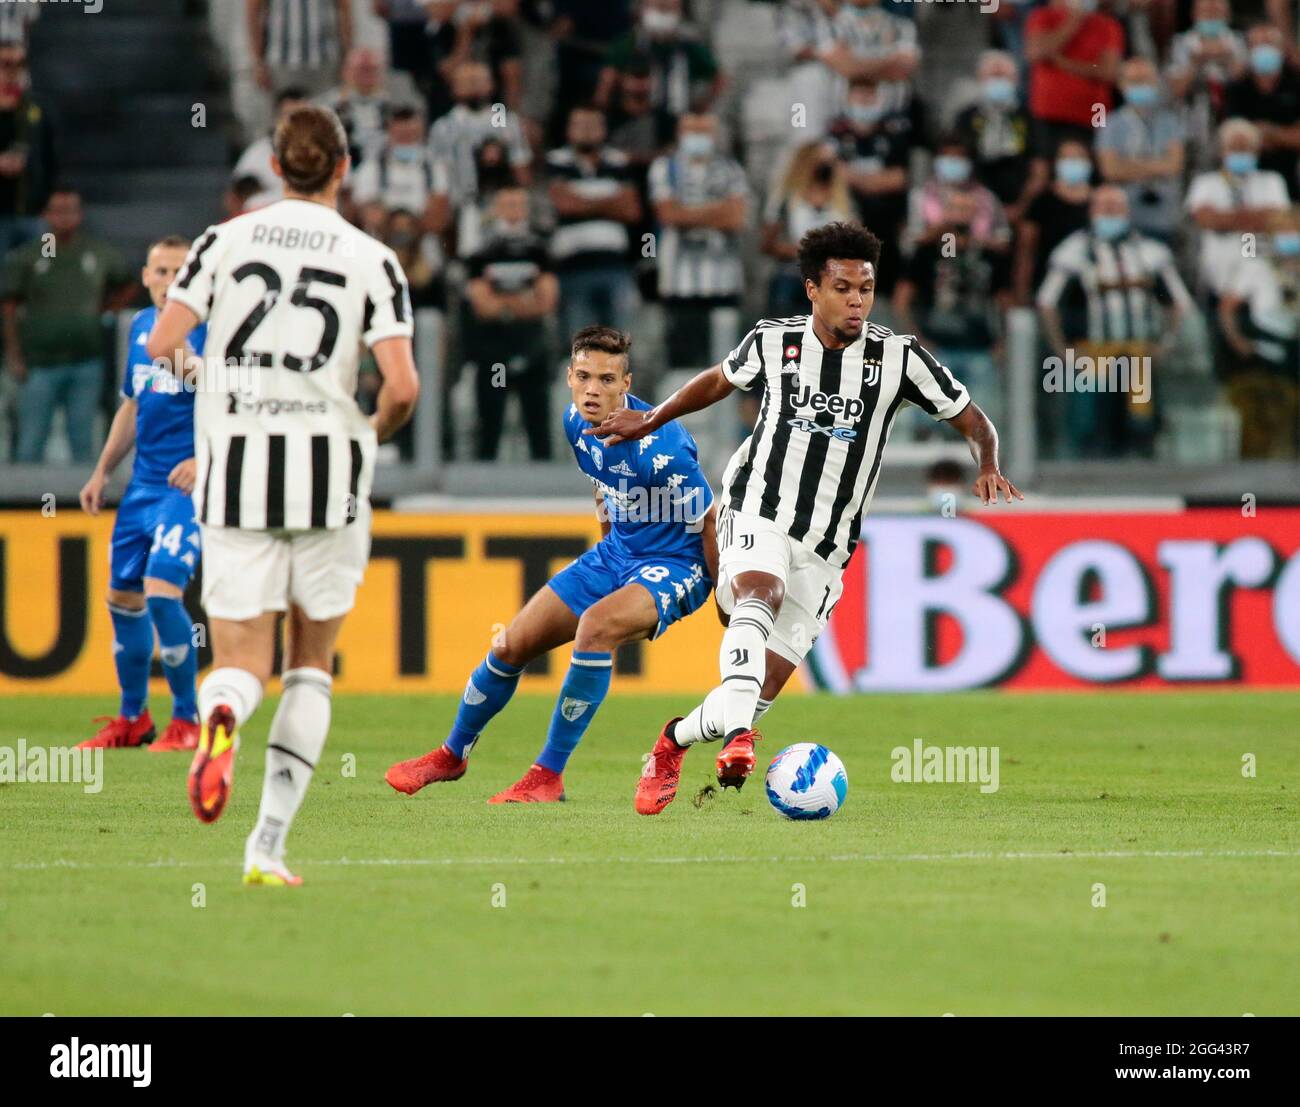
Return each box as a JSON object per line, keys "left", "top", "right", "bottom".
{"left": 189, "top": 704, "right": 237, "bottom": 824}
{"left": 488, "top": 764, "right": 565, "bottom": 804}
{"left": 635, "top": 717, "right": 687, "bottom": 816}
{"left": 385, "top": 745, "right": 468, "bottom": 795}
{"left": 716, "top": 729, "right": 761, "bottom": 790}
{"left": 77, "top": 710, "right": 156, "bottom": 749}
{"left": 150, "top": 717, "right": 200, "bottom": 752}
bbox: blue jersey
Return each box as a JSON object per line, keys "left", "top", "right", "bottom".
{"left": 564, "top": 394, "right": 713, "bottom": 562}
{"left": 122, "top": 306, "right": 206, "bottom": 487}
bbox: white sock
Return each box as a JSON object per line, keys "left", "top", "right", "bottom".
{"left": 674, "top": 691, "right": 773, "bottom": 747}
{"left": 718, "top": 597, "right": 773, "bottom": 737}
{"left": 198, "top": 666, "right": 264, "bottom": 729}
{"left": 246, "top": 668, "right": 331, "bottom": 867}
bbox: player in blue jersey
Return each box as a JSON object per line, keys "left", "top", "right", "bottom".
{"left": 386, "top": 326, "right": 718, "bottom": 802}
{"left": 77, "top": 235, "right": 208, "bottom": 751}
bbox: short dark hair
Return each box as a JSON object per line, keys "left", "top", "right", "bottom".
{"left": 937, "top": 132, "right": 972, "bottom": 156}
{"left": 798, "top": 221, "right": 882, "bottom": 286}
{"left": 275, "top": 87, "right": 308, "bottom": 107}
{"left": 147, "top": 233, "right": 191, "bottom": 256}
{"left": 571, "top": 325, "right": 631, "bottom": 370}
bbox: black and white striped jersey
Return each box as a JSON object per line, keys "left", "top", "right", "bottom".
{"left": 721, "top": 315, "right": 970, "bottom": 568}
{"left": 167, "top": 198, "right": 413, "bottom": 532}
{"left": 259, "top": 0, "right": 341, "bottom": 69}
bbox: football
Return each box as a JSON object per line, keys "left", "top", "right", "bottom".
{"left": 764, "top": 743, "right": 848, "bottom": 820}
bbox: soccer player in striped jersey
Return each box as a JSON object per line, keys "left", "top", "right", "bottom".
{"left": 385, "top": 326, "right": 718, "bottom": 803}
{"left": 588, "top": 221, "right": 1024, "bottom": 815}
{"left": 148, "top": 104, "right": 420, "bottom": 885}
{"left": 77, "top": 235, "right": 207, "bottom": 753}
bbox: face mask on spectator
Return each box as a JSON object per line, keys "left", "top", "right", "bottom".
{"left": 1274, "top": 232, "right": 1300, "bottom": 257}
{"left": 391, "top": 144, "right": 424, "bottom": 164}
{"left": 1092, "top": 214, "right": 1129, "bottom": 240}
{"left": 846, "top": 101, "right": 884, "bottom": 127}
{"left": 642, "top": 9, "right": 681, "bottom": 34}
{"left": 1250, "top": 44, "right": 1283, "bottom": 75}
{"left": 1196, "top": 18, "right": 1227, "bottom": 36}
{"left": 679, "top": 132, "right": 715, "bottom": 158}
{"left": 981, "top": 77, "right": 1016, "bottom": 107}
{"left": 1224, "top": 151, "right": 1258, "bottom": 175}
{"left": 934, "top": 155, "right": 971, "bottom": 184}
{"left": 812, "top": 161, "right": 835, "bottom": 185}
{"left": 1056, "top": 157, "right": 1091, "bottom": 185}
{"left": 1124, "top": 83, "right": 1159, "bottom": 107}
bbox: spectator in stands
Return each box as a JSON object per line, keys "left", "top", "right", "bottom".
{"left": 648, "top": 112, "right": 749, "bottom": 370}
{"left": 373, "top": 1, "right": 434, "bottom": 97}
{"left": 1095, "top": 56, "right": 1186, "bottom": 244}
{"left": 0, "top": 3, "right": 37, "bottom": 47}
{"left": 607, "top": 60, "right": 660, "bottom": 174}
{"left": 222, "top": 174, "right": 269, "bottom": 219}
{"left": 1165, "top": 0, "right": 1248, "bottom": 172}
{"left": 952, "top": 50, "right": 1037, "bottom": 223}
{"left": 546, "top": 104, "right": 641, "bottom": 337}
{"left": 246, "top": 0, "right": 350, "bottom": 101}
{"left": 1186, "top": 117, "right": 1291, "bottom": 296}
{"left": 779, "top": 0, "right": 844, "bottom": 137}
{"left": 385, "top": 206, "right": 446, "bottom": 309}
{"left": 1037, "top": 184, "right": 1197, "bottom": 458}
{"left": 818, "top": 0, "right": 920, "bottom": 116}
{"left": 1025, "top": 0, "right": 1124, "bottom": 160}
{"left": 233, "top": 87, "right": 311, "bottom": 203}
{"left": 1223, "top": 22, "right": 1300, "bottom": 198}
{"left": 1216, "top": 209, "right": 1300, "bottom": 457}
{"left": 1014, "top": 138, "right": 1094, "bottom": 302}
{"left": 2, "top": 188, "right": 135, "bottom": 464}
{"left": 762, "top": 141, "right": 855, "bottom": 316}
{"left": 596, "top": 0, "right": 722, "bottom": 147}
{"left": 0, "top": 44, "right": 55, "bottom": 256}
{"left": 905, "top": 134, "right": 1012, "bottom": 260}
{"left": 463, "top": 186, "right": 557, "bottom": 460}
{"left": 347, "top": 104, "right": 450, "bottom": 240}
{"left": 430, "top": 0, "right": 526, "bottom": 115}
{"left": 893, "top": 187, "right": 1012, "bottom": 429}
{"left": 317, "top": 46, "right": 422, "bottom": 168}
{"left": 827, "top": 75, "right": 914, "bottom": 296}
{"left": 545, "top": 0, "right": 634, "bottom": 145}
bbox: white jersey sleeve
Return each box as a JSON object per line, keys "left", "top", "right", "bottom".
{"left": 361, "top": 244, "right": 414, "bottom": 348}
{"left": 167, "top": 223, "right": 228, "bottom": 323}
{"left": 901, "top": 337, "right": 970, "bottom": 421}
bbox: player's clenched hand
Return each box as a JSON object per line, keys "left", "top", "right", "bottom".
{"left": 168, "top": 458, "right": 197, "bottom": 495}
{"left": 973, "top": 468, "right": 1023, "bottom": 506}
{"left": 80, "top": 471, "right": 107, "bottom": 516}
{"left": 583, "top": 406, "right": 655, "bottom": 446}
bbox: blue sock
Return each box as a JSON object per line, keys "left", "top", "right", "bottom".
{"left": 109, "top": 601, "right": 153, "bottom": 719}
{"left": 536, "top": 651, "right": 612, "bottom": 774}
{"left": 148, "top": 595, "right": 198, "bottom": 722}
{"left": 446, "top": 651, "right": 523, "bottom": 758}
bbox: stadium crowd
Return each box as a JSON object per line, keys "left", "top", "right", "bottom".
{"left": 2, "top": 0, "right": 1299, "bottom": 466}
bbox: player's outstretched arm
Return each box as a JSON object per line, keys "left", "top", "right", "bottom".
{"left": 947, "top": 402, "right": 1024, "bottom": 506}
{"left": 370, "top": 336, "right": 421, "bottom": 443}
{"left": 146, "top": 300, "right": 201, "bottom": 378}
{"left": 80, "top": 399, "right": 138, "bottom": 516}
{"left": 585, "top": 364, "right": 734, "bottom": 445}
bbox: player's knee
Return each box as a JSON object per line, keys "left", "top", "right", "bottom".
{"left": 107, "top": 588, "right": 146, "bottom": 612}
{"left": 143, "top": 577, "right": 184, "bottom": 600}
{"left": 573, "top": 614, "right": 620, "bottom": 653}
{"left": 731, "top": 572, "right": 784, "bottom": 613}
{"left": 491, "top": 634, "right": 531, "bottom": 669}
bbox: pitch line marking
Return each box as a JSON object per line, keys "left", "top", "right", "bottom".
{"left": 7, "top": 848, "right": 1300, "bottom": 872}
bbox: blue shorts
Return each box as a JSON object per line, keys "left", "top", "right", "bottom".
{"left": 109, "top": 481, "right": 201, "bottom": 593}
{"left": 549, "top": 541, "right": 712, "bottom": 639}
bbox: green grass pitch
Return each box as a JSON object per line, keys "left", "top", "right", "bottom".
{"left": 1, "top": 691, "right": 1297, "bottom": 1016}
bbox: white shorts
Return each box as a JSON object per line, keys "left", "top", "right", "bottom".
{"left": 200, "top": 505, "right": 371, "bottom": 622}
{"left": 715, "top": 506, "right": 844, "bottom": 665}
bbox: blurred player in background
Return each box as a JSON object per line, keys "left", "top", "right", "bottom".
{"left": 149, "top": 105, "right": 419, "bottom": 886}
{"left": 385, "top": 325, "right": 717, "bottom": 803}
{"left": 588, "top": 222, "right": 1023, "bottom": 815}
{"left": 77, "top": 235, "right": 207, "bottom": 752}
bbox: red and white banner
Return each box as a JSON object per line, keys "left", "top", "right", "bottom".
{"left": 808, "top": 510, "right": 1300, "bottom": 691}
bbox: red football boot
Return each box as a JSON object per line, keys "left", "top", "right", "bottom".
{"left": 716, "top": 729, "right": 761, "bottom": 790}
{"left": 488, "top": 764, "right": 565, "bottom": 804}
{"left": 385, "top": 745, "right": 468, "bottom": 795}
{"left": 149, "top": 717, "right": 200, "bottom": 752}
{"left": 77, "top": 710, "right": 155, "bottom": 749}
{"left": 188, "top": 704, "right": 238, "bottom": 824}
{"left": 635, "top": 717, "right": 687, "bottom": 816}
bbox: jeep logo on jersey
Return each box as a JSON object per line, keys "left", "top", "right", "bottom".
{"left": 791, "top": 384, "right": 866, "bottom": 421}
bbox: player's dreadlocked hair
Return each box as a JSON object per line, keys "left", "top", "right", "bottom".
{"left": 798, "top": 221, "right": 883, "bottom": 286}
{"left": 571, "top": 325, "right": 632, "bottom": 372}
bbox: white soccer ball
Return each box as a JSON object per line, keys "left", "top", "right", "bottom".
{"left": 764, "top": 743, "right": 848, "bottom": 820}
